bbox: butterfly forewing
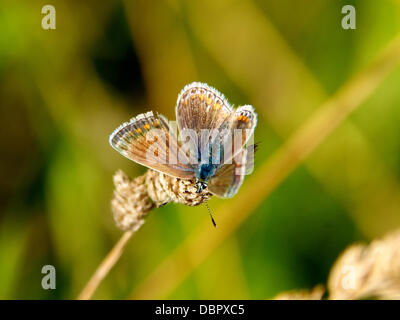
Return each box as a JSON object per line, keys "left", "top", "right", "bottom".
{"left": 109, "top": 111, "right": 195, "bottom": 179}
{"left": 176, "top": 82, "right": 233, "bottom": 162}
{"left": 176, "top": 82, "right": 233, "bottom": 134}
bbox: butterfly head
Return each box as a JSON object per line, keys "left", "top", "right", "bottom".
{"left": 195, "top": 179, "right": 208, "bottom": 194}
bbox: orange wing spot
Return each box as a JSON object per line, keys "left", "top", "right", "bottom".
{"left": 143, "top": 123, "right": 151, "bottom": 130}
{"left": 199, "top": 94, "right": 205, "bottom": 101}
{"left": 214, "top": 102, "right": 221, "bottom": 110}
{"left": 191, "top": 94, "right": 197, "bottom": 99}
{"left": 245, "top": 117, "right": 250, "bottom": 123}
{"left": 206, "top": 98, "right": 213, "bottom": 105}
{"left": 183, "top": 99, "right": 188, "bottom": 106}
{"left": 153, "top": 119, "right": 161, "bottom": 127}
{"left": 136, "top": 128, "right": 142, "bottom": 133}
{"left": 237, "top": 115, "right": 243, "bottom": 121}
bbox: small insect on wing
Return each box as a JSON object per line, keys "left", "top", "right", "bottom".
{"left": 109, "top": 111, "right": 195, "bottom": 179}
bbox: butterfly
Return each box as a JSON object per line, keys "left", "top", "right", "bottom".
{"left": 109, "top": 82, "right": 257, "bottom": 200}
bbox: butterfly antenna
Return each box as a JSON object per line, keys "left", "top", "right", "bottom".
{"left": 204, "top": 199, "right": 217, "bottom": 228}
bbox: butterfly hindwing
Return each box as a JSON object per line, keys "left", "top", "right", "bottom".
{"left": 208, "top": 143, "right": 258, "bottom": 198}
{"left": 230, "top": 105, "right": 257, "bottom": 146}
{"left": 222, "top": 105, "right": 257, "bottom": 164}
{"left": 207, "top": 147, "right": 248, "bottom": 198}
{"left": 109, "top": 111, "right": 195, "bottom": 179}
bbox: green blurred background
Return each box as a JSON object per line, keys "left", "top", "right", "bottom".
{"left": 1, "top": 0, "right": 400, "bottom": 299}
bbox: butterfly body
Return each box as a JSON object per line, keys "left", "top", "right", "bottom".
{"left": 109, "top": 82, "right": 257, "bottom": 199}
{"left": 196, "top": 163, "right": 218, "bottom": 182}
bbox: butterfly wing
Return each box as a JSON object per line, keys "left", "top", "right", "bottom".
{"left": 176, "top": 82, "right": 233, "bottom": 162}
{"left": 207, "top": 147, "right": 248, "bottom": 198}
{"left": 208, "top": 143, "right": 258, "bottom": 198}
{"left": 222, "top": 105, "right": 257, "bottom": 164}
{"left": 109, "top": 111, "right": 195, "bottom": 179}
{"left": 244, "top": 142, "right": 258, "bottom": 175}
{"left": 229, "top": 105, "right": 257, "bottom": 147}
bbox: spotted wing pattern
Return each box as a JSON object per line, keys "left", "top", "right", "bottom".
{"left": 176, "top": 82, "right": 233, "bottom": 162}
{"left": 109, "top": 111, "right": 195, "bottom": 179}
{"left": 221, "top": 105, "right": 257, "bottom": 164}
